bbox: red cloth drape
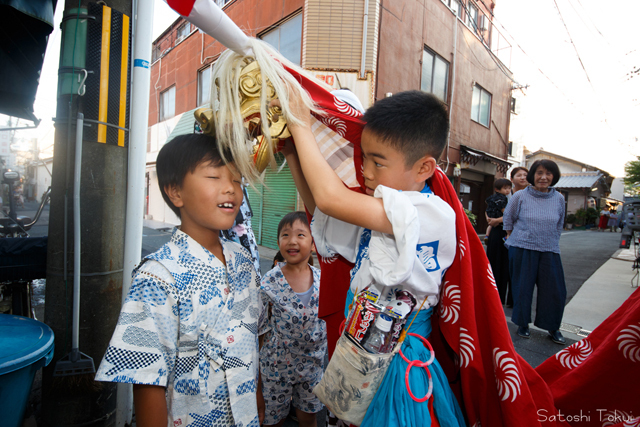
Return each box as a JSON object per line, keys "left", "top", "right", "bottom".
{"left": 535, "top": 288, "right": 640, "bottom": 426}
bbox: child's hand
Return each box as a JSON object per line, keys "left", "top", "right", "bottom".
{"left": 270, "top": 93, "right": 312, "bottom": 135}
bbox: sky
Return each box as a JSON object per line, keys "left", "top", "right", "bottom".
{"left": 494, "top": 0, "right": 639, "bottom": 176}
{"left": 5, "top": 0, "right": 639, "bottom": 177}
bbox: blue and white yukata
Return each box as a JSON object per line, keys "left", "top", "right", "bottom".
{"left": 258, "top": 264, "right": 327, "bottom": 425}
{"left": 311, "top": 184, "right": 466, "bottom": 427}
{"left": 96, "top": 229, "right": 263, "bottom": 427}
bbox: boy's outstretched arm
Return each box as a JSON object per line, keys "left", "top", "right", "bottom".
{"left": 282, "top": 140, "right": 316, "bottom": 214}
{"left": 133, "top": 384, "right": 167, "bottom": 427}
{"left": 284, "top": 102, "right": 393, "bottom": 235}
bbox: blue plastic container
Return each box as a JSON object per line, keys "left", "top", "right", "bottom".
{"left": 0, "top": 314, "right": 55, "bottom": 427}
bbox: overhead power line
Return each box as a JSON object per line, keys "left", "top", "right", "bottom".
{"left": 551, "top": 0, "right": 609, "bottom": 123}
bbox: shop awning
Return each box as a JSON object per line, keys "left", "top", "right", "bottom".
{"left": 0, "top": 0, "right": 57, "bottom": 123}
{"left": 167, "top": 108, "right": 200, "bottom": 140}
{"left": 460, "top": 145, "right": 511, "bottom": 174}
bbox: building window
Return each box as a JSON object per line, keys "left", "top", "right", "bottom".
{"left": 198, "top": 65, "right": 212, "bottom": 107}
{"left": 510, "top": 97, "right": 517, "bottom": 113}
{"left": 260, "top": 13, "right": 303, "bottom": 65}
{"left": 471, "top": 84, "right": 491, "bottom": 127}
{"left": 467, "top": 2, "right": 478, "bottom": 30}
{"left": 215, "top": 0, "right": 232, "bottom": 6}
{"left": 421, "top": 48, "right": 449, "bottom": 102}
{"left": 159, "top": 86, "right": 175, "bottom": 121}
{"left": 176, "top": 22, "right": 191, "bottom": 44}
{"left": 442, "top": 0, "right": 461, "bottom": 16}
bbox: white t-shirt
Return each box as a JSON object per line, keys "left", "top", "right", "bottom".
{"left": 311, "top": 184, "right": 456, "bottom": 308}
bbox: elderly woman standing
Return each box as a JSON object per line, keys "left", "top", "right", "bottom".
{"left": 503, "top": 160, "right": 567, "bottom": 345}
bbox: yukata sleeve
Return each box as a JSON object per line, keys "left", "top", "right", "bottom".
{"left": 95, "top": 262, "right": 179, "bottom": 386}
{"left": 368, "top": 186, "right": 421, "bottom": 286}
{"left": 311, "top": 209, "right": 361, "bottom": 263}
{"left": 258, "top": 284, "right": 271, "bottom": 336}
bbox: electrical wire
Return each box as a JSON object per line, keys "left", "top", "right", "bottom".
{"left": 488, "top": 7, "right": 583, "bottom": 112}
{"left": 551, "top": 0, "right": 609, "bottom": 123}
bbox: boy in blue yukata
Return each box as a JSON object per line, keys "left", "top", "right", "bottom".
{"left": 95, "top": 134, "right": 265, "bottom": 427}
{"left": 282, "top": 91, "right": 465, "bottom": 426}
{"left": 258, "top": 211, "right": 327, "bottom": 427}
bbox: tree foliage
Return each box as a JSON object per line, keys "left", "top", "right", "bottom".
{"left": 624, "top": 156, "right": 640, "bottom": 196}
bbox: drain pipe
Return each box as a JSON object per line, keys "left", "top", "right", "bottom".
{"left": 71, "top": 112, "right": 84, "bottom": 361}
{"left": 446, "top": 11, "right": 459, "bottom": 175}
{"left": 360, "top": 0, "right": 369, "bottom": 79}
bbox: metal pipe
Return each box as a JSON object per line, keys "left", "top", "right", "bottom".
{"left": 118, "top": 1, "right": 155, "bottom": 423}
{"left": 360, "top": 0, "right": 369, "bottom": 79}
{"left": 123, "top": 0, "right": 154, "bottom": 301}
{"left": 72, "top": 112, "right": 83, "bottom": 358}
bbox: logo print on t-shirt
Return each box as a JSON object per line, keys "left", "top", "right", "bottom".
{"left": 417, "top": 241, "right": 440, "bottom": 272}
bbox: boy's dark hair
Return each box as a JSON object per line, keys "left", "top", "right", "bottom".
{"left": 527, "top": 159, "right": 561, "bottom": 187}
{"left": 494, "top": 178, "right": 512, "bottom": 190}
{"left": 272, "top": 251, "right": 285, "bottom": 268}
{"left": 277, "top": 211, "right": 310, "bottom": 238}
{"left": 510, "top": 166, "right": 529, "bottom": 179}
{"left": 157, "top": 133, "right": 233, "bottom": 218}
{"left": 363, "top": 91, "right": 449, "bottom": 166}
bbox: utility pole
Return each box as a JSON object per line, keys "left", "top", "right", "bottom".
{"left": 42, "top": 1, "right": 132, "bottom": 425}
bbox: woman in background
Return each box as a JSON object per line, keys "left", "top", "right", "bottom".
{"left": 503, "top": 160, "right": 567, "bottom": 345}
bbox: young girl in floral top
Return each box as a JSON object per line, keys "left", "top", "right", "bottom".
{"left": 259, "top": 211, "right": 327, "bottom": 427}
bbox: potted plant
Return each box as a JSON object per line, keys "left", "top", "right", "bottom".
{"left": 585, "top": 207, "right": 599, "bottom": 229}
{"left": 575, "top": 208, "right": 587, "bottom": 228}
{"left": 566, "top": 213, "right": 576, "bottom": 230}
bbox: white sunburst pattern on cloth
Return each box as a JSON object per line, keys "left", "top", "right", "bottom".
{"left": 320, "top": 116, "right": 347, "bottom": 137}
{"left": 459, "top": 327, "right": 476, "bottom": 368}
{"left": 624, "top": 417, "right": 640, "bottom": 427}
{"left": 601, "top": 411, "right": 639, "bottom": 427}
{"left": 492, "top": 348, "right": 521, "bottom": 403}
{"left": 471, "top": 422, "right": 481, "bottom": 427}
{"left": 486, "top": 264, "right": 497, "bottom": 290}
{"left": 458, "top": 238, "right": 466, "bottom": 259}
{"left": 333, "top": 98, "right": 360, "bottom": 117}
{"left": 555, "top": 339, "right": 593, "bottom": 369}
{"left": 319, "top": 254, "right": 338, "bottom": 264}
{"left": 617, "top": 323, "right": 640, "bottom": 362}
{"left": 439, "top": 281, "right": 460, "bottom": 324}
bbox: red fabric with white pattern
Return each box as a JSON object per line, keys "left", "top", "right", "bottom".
{"left": 535, "top": 288, "right": 640, "bottom": 427}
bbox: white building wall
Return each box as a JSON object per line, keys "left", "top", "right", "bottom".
{"left": 610, "top": 177, "right": 625, "bottom": 201}
{"left": 145, "top": 114, "right": 183, "bottom": 226}
{"left": 36, "top": 159, "right": 53, "bottom": 203}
